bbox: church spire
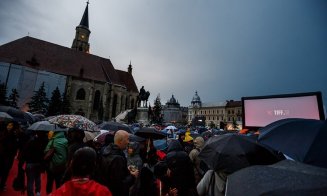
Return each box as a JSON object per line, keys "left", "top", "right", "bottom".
{"left": 128, "top": 61, "right": 133, "bottom": 74}
{"left": 72, "top": 1, "right": 91, "bottom": 53}
{"left": 79, "top": 1, "right": 89, "bottom": 28}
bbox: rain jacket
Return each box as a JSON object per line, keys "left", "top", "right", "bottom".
{"left": 44, "top": 131, "right": 68, "bottom": 173}
{"left": 98, "top": 143, "right": 135, "bottom": 196}
{"left": 127, "top": 142, "right": 143, "bottom": 170}
{"left": 197, "top": 170, "right": 226, "bottom": 196}
{"left": 50, "top": 179, "right": 112, "bottom": 196}
{"left": 189, "top": 136, "right": 205, "bottom": 184}
{"left": 165, "top": 140, "right": 197, "bottom": 196}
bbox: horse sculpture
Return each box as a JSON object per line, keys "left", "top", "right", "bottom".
{"left": 138, "top": 86, "right": 150, "bottom": 107}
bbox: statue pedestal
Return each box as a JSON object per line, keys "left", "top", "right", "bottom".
{"left": 136, "top": 107, "right": 149, "bottom": 125}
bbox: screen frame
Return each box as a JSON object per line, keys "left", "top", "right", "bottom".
{"left": 241, "top": 91, "right": 325, "bottom": 130}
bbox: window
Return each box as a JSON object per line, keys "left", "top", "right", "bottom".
{"left": 76, "top": 88, "right": 86, "bottom": 100}
{"left": 93, "top": 90, "right": 101, "bottom": 110}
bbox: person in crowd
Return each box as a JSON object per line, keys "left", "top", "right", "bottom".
{"left": 44, "top": 131, "right": 68, "bottom": 194}
{"left": 189, "top": 136, "right": 205, "bottom": 184}
{"left": 0, "top": 121, "right": 24, "bottom": 191}
{"left": 154, "top": 140, "right": 197, "bottom": 196}
{"left": 97, "top": 130, "right": 139, "bottom": 196}
{"left": 197, "top": 169, "right": 227, "bottom": 196}
{"left": 50, "top": 147, "right": 112, "bottom": 196}
{"left": 139, "top": 138, "right": 158, "bottom": 168}
{"left": 129, "top": 165, "right": 158, "bottom": 196}
{"left": 183, "top": 130, "right": 194, "bottom": 154}
{"left": 22, "top": 131, "right": 48, "bottom": 196}
{"left": 62, "top": 128, "right": 86, "bottom": 183}
{"left": 127, "top": 141, "right": 143, "bottom": 171}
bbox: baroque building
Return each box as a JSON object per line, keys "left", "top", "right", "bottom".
{"left": 188, "top": 91, "right": 243, "bottom": 130}
{"left": 0, "top": 3, "right": 139, "bottom": 121}
{"left": 162, "top": 94, "right": 188, "bottom": 124}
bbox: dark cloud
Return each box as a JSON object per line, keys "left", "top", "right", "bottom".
{"left": 0, "top": 0, "right": 326, "bottom": 111}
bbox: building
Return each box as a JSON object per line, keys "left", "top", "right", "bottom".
{"left": 0, "top": 3, "right": 139, "bottom": 121}
{"left": 162, "top": 94, "right": 188, "bottom": 124}
{"left": 188, "top": 91, "right": 243, "bottom": 130}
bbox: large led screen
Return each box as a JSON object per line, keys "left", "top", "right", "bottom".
{"left": 242, "top": 92, "right": 325, "bottom": 129}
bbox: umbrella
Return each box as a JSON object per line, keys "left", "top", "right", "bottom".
{"left": 135, "top": 127, "right": 166, "bottom": 139}
{"left": 153, "top": 139, "right": 168, "bottom": 150}
{"left": 27, "top": 121, "right": 68, "bottom": 132}
{"left": 258, "top": 118, "right": 327, "bottom": 168}
{"left": 84, "top": 131, "right": 100, "bottom": 142}
{"left": 0, "top": 106, "right": 33, "bottom": 125}
{"left": 198, "top": 134, "right": 282, "bottom": 174}
{"left": 226, "top": 160, "right": 327, "bottom": 196}
{"left": 48, "top": 115, "right": 98, "bottom": 132}
{"left": 165, "top": 125, "right": 177, "bottom": 130}
{"left": 97, "top": 121, "right": 131, "bottom": 133}
{"left": 93, "top": 130, "right": 114, "bottom": 145}
{"left": 0, "top": 112, "right": 13, "bottom": 120}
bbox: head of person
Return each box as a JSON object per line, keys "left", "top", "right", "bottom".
{"left": 114, "top": 130, "right": 130, "bottom": 150}
{"left": 193, "top": 136, "right": 204, "bottom": 149}
{"left": 71, "top": 146, "right": 97, "bottom": 177}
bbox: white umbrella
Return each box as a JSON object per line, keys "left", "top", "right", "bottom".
{"left": 0, "top": 112, "right": 13, "bottom": 119}
{"left": 165, "top": 125, "right": 177, "bottom": 130}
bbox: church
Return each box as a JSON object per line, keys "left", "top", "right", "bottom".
{"left": 0, "top": 3, "right": 139, "bottom": 121}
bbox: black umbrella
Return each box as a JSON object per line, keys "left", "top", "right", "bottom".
{"left": 0, "top": 106, "right": 34, "bottom": 125}
{"left": 226, "top": 160, "right": 327, "bottom": 196}
{"left": 258, "top": 118, "right": 327, "bottom": 168}
{"left": 97, "top": 121, "right": 132, "bottom": 133}
{"left": 135, "top": 127, "right": 166, "bottom": 139}
{"left": 198, "top": 134, "right": 281, "bottom": 174}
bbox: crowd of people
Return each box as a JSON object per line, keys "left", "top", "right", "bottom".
{"left": 0, "top": 119, "right": 231, "bottom": 196}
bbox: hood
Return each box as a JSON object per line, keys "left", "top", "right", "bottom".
{"left": 53, "top": 131, "right": 66, "bottom": 139}
{"left": 167, "top": 139, "right": 183, "bottom": 153}
{"left": 128, "top": 141, "right": 140, "bottom": 154}
{"left": 194, "top": 136, "right": 204, "bottom": 149}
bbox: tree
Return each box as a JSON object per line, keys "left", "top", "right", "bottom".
{"left": 151, "top": 94, "right": 163, "bottom": 124}
{"left": 47, "top": 87, "right": 62, "bottom": 116}
{"left": 0, "top": 83, "right": 8, "bottom": 105}
{"left": 61, "top": 92, "right": 71, "bottom": 114}
{"left": 28, "top": 82, "right": 49, "bottom": 114}
{"left": 8, "top": 88, "right": 19, "bottom": 108}
{"left": 232, "top": 118, "right": 238, "bottom": 130}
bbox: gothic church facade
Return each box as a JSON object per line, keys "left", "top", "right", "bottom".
{"left": 0, "top": 3, "right": 139, "bottom": 121}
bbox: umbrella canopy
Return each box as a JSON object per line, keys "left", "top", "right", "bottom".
{"left": 93, "top": 130, "right": 114, "bottom": 145}
{"left": 198, "top": 134, "right": 282, "bottom": 174}
{"left": 0, "top": 106, "right": 34, "bottom": 125}
{"left": 165, "top": 125, "right": 177, "bottom": 130}
{"left": 258, "top": 118, "right": 327, "bottom": 168}
{"left": 48, "top": 115, "right": 98, "bottom": 132}
{"left": 83, "top": 131, "right": 100, "bottom": 142}
{"left": 0, "top": 111, "right": 13, "bottom": 120}
{"left": 97, "top": 121, "right": 131, "bottom": 133}
{"left": 135, "top": 127, "right": 166, "bottom": 139}
{"left": 27, "top": 121, "right": 68, "bottom": 132}
{"left": 226, "top": 160, "right": 327, "bottom": 196}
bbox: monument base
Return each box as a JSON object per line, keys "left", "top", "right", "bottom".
{"left": 136, "top": 107, "right": 149, "bottom": 125}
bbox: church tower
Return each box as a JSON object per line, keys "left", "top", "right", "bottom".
{"left": 72, "top": 1, "right": 91, "bottom": 53}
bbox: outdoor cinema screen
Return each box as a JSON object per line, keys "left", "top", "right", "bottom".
{"left": 242, "top": 92, "right": 325, "bottom": 129}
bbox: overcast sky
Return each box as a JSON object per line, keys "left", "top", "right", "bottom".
{"left": 0, "top": 0, "right": 326, "bottom": 108}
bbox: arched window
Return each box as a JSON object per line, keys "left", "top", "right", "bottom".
{"left": 131, "top": 98, "right": 135, "bottom": 109}
{"left": 111, "top": 94, "right": 118, "bottom": 117}
{"left": 93, "top": 90, "right": 101, "bottom": 110}
{"left": 76, "top": 88, "right": 86, "bottom": 100}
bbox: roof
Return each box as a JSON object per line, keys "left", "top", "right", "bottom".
{"left": 116, "top": 70, "right": 138, "bottom": 93}
{"left": 226, "top": 100, "right": 242, "bottom": 107}
{"left": 0, "top": 36, "right": 138, "bottom": 93}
